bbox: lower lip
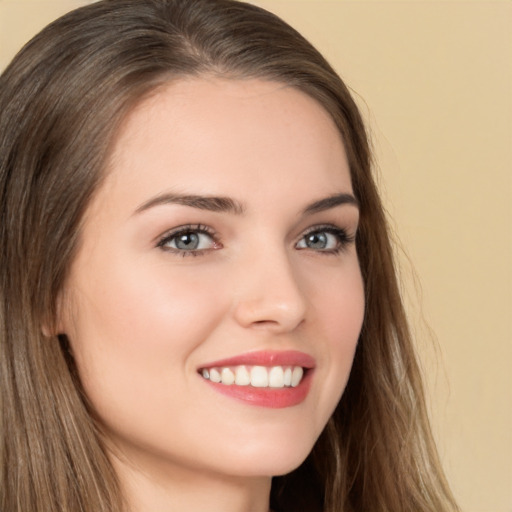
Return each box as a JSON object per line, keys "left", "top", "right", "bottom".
{"left": 201, "top": 370, "right": 313, "bottom": 408}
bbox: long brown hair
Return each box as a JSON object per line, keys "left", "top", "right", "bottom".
{"left": 0, "top": 1, "right": 458, "bottom": 511}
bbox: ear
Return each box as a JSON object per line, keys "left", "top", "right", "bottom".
{"left": 41, "top": 323, "right": 53, "bottom": 337}
{"left": 41, "top": 313, "right": 63, "bottom": 337}
{"left": 41, "top": 289, "right": 68, "bottom": 337}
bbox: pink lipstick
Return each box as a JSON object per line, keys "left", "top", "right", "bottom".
{"left": 198, "top": 350, "right": 315, "bottom": 408}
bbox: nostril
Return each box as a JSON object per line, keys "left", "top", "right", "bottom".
{"left": 253, "top": 319, "right": 278, "bottom": 325}
{"left": 249, "top": 318, "right": 304, "bottom": 331}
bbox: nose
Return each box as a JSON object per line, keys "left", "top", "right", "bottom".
{"left": 232, "top": 247, "right": 307, "bottom": 333}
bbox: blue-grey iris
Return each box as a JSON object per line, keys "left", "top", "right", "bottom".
{"left": 305, "top": 232, "right": 328, "bottom": 249}
{"left": 175, "top": 232, "right": 200, "bottom": 250}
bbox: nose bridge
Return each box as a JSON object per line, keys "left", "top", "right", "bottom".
{"left": 232, "top": 241, "right": 307, "bottom": 331}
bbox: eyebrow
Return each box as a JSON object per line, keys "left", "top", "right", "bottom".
{"left": 134, "top": 191, "right": 358, "bottom": 216}
{"left": 302, "top": 193, "right": 359, "bottom": 215}
{"left": 135, "top": 193, "right": 245, "bottom": 215}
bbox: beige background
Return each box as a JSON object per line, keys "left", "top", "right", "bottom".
{"left": 1, "top": 1, "right": 510, "bottom": 510}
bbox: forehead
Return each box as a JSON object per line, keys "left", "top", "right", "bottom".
{"left": 97, "top": 77, "right": 351, "bottom": 214}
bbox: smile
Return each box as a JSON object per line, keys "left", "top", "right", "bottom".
{"left": 200, "top": 365, "right": 304, "bottom": 388}
{"left": 197, "top": 350, "right": 315, "bottom": 408}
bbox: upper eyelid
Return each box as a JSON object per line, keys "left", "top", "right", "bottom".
{"left": 301, "top": 223, "right": 345, "bottom": 233}
{"left": 298, "top": 223, "right": 355, "bottom": 238}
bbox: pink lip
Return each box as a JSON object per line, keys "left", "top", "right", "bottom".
{"left": 198, "top": 350, "right": 315, "bottom": 409}
{"left": 199, "top": 350, "right": 316, "bottom": 370}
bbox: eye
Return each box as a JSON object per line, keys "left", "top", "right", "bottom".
{"left": 157, "top": 225, "right": 220, "bottom": 255}
{"left": 296, "top": 226, "right": 354, "bottom": 253}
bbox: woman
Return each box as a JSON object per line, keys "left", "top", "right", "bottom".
{"left": 0, "top": 0, "right": 459, "bottom": 511}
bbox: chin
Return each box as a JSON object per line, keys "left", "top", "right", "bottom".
{"left": 217, "top": 431, "right": 318, "bottom": 478}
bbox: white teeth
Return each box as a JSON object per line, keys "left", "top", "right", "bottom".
{"left": 268, "top": 366, "right": 284, "bottom": 388}
{"left": 250, "top": 366, "right": 269, "bottom": 387}
{"left": 283, "top": 367, "right": 292, "bottom": 386}
{"left": 234, "top": 365, "right": 250, "bottom": 386}
{"left": 209, "top": 368, "right": 221, "bottom": 383}
{"left": 200, "top": 365, "right": 305, "bottom": 388}
{"left": 221, "top": 368, "right": 235, "bottom": 385}
{"left": 291, "top": 367, "right": 303, "bottom": 387}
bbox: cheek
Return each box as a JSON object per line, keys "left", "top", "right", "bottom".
{"left": 307, "top": 255, "right": 365, "bottom": 344}
{"left": 64, "top": 259, "right": 226, "bottom": 411}
{"left": 72, "top": 257, "right": 224, "bottom": 348}
{"left": 306, "top": 260, "right": 364, "bottom": 422}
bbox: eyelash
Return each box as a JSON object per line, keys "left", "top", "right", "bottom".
{"left": 157, "top": 224, "right": 219, "bottom": 257}
{"left": 298, "top": 224, "right": 356, "bottom": 255}
{"left": 156, "top": 223, "right": 356, "bottom": 257}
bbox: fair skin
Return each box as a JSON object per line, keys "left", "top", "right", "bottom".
{"left": 58, "top": 77, "right": 365, "bottom": 512}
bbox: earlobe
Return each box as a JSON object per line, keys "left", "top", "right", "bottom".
{"left": 41, "top": 314, "right": 64, "bottom": 337}
{"left": 42, "top": 290, "right": 69, "bottom": 337}
{"left": 41, "top": 323, "right": 53, "bottom": 337}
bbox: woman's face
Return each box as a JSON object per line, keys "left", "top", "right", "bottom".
{"left": 59, "top": 78, "right": 364, "bottom": 481}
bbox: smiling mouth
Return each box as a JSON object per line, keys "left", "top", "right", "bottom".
{"left": 197, "top": 350, "right": 315, "bottom": 407}
{"left": 199, "top": 365, "right": 305, "bottom": 389}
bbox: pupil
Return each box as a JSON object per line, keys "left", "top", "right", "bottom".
{"left": 176, "top": 232, "right": 199, "bottom": 250}
{"left": 307, "top": 233, "right": 327, "bottom": 249}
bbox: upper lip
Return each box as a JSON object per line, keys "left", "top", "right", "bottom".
{"left": 199, "top": 350, "right": 316, "bottom": 370}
